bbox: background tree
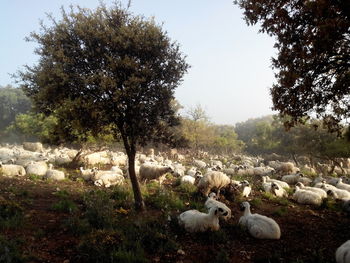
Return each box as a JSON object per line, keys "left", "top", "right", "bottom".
{"left": 234, "top": 0, "right": 350, "bottom": 133}
{"left": 0, "top": 85, "right": 31, "bottom": 135}
{"left": 17, "top": 3, "right": 189, "bottom": 210}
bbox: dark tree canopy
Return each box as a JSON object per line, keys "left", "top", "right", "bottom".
{"left": 235, "top": 0, "right": 350, "bottom": 133}
{"left": 17, "top": 3, "right": 189, "bottom": 210}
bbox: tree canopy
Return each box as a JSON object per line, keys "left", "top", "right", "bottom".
{"left": 235, "top": 0, "right": 350, "bottom": 133}
{"left": 17, "top": 2, "right": 189, "bottom": 210}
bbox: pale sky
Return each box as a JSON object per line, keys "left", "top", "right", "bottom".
{"left": 1, "top": 0, "right": 277, "bottom": 125}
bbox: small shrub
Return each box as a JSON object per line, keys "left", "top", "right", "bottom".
{"left": 272, "top": 207, "right": 288, "bottom": 217}
{"left": 63, "top": 215, "right": 91, "bottom": 236}
{"left": 145, "top": 188, "right": 184, "bottom": 211}
{"left": 27, "top": 174, "right": 42, "bottom": 181}
{"left": 110, "top": 185, "right": 134, "bottom": 209}
{"left": 214, "top": 248, "right": 230, "bottom": 263}
{"left": 112, "top": 247, "right": 148, "bottom": 263}
{"left": 250, "top": 198, "right": 263, "bottom": 207}
{"left": 51, "top": 199, "right": 78, "bottom": 213}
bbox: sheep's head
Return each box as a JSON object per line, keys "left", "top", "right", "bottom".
{"left": 271, "top": 183, "right": 280, "bottom": 190}
{"left": 295, "top": 182, "right": 303, "bottom": 188}
{"left": 215, "top": 207, "right": 228, "bottom": 217}
{"left": 208, "top": 192, "right": 217, "bottom": 200}
{"left": 240, "top": 201, "right": 250, "bottom": 211}
{"left": 327, "top": 190, "right": 336, "bottom": 198}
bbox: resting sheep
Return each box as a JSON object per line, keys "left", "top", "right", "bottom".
{"left": 239, "top": 202, "right": 281, "bottom": 239}
{"left": 26, "top": 161, "right": 48, "bottom": 177}
{"left": 45, "top": 164, "right": 65, "bottom": 181}
{"left": 197, "top": 171, "right": 231, "bottom": 196}
{"left": 94, "top": 173, "right": 125, "bottom": 188}
{"left": 295, "top": 182, "right": 327, "bottom": 199}
{"left": 204, "top": 193, "right": 231, "bottom": 220}
{"left": 139, "top": 163, "right": 173, "bottom": 184}
{"left": 178, "top": 206, "right": 228, "bottom": 232}
{"left": 240, "top": 180, "right": 252, "bottom": 197}
{"left": 271, "top": 183, "right": 288, "bottom": 198}
{"left": 336, "top": 178, "right": 350, "bottom": 192}
{"left": 0, "top": 162, "right": 26, "bottom": 177}
{"left": 281, "top": 172, "right": 304, "bottom": 185}
{"left": 293, "top": 186, "right": 322, "bottom": 206}
{"left": 335, "top": 240, "right": 350, "bottom": 263}
{"left": 265, "top": 176, "right": 290, "bottom": 189}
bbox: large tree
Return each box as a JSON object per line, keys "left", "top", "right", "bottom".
{"left": 17, "top": 3, "right": 189, "bottom": 210}
{"left": 235, "top": 0, "right": 350, "bottom": 133}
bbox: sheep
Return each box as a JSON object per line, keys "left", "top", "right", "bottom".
{"left": 326, "top": 189, "right": 350, "bottom": 201}
{"left": 45, "top": 164, "right": 65, "bottom": 181}
{"left": 275, "top": 161, "right": 299, "bottom": 175}
{"left": 0, "top": 162, "right": 26, "bottom": 177}
{"left": 240, "top": 180, "right": 252, "bottom": 197}
{"left": 178, "top": 206, "right": 228, "bottom": 232}
{"left": 197, "top": 171, "right": 231, "bottom": 196}
{"left": 239, "top": 202, "right": 281, "bottom": 239}
{"left": 79, "top": 167, "right": 97, "bottom": 181}
{"left": 83, "top": 151, "right": 111, "bottom": 167}
{"left": 261, "top": 176, "right": 273, "bottom": 192}
{"left": 187, "top": 167, "right": 201, "bottom": 177}
{"left": 265, "top": 176, "right": 290, "bottom": 189}
{"left": 295, "top": 182, "right": 327, "bottom": 199}
{"left": 335, "top": 240, "right": 350, "bottom": 263}
{"left": 94, "top": 173, "right": 125, "bottom": 188}
{"left": 111, "top": 166, "right": 123, "bottom": 175}
{"left": 180, "top": 173, "right": 202, "bottom": 185}
{"left": 23, "top": 142, "right": 44, "bottom": 153}
{"left": 270, "top": 183, "right": 288, "bottom": 198}
{"left": 26, "top": 161, "right": 48, "bottom": 177}
{"left": 281, "top": 172, "right": 304, "bottom": 185}
{"left": 139, "top": 163, "right": 173, "bottom": 184}
{"left": 204, "top": 193, "right": 231, "bottom": 220}
{"left": 293, "top": 186, "right": 322, "bottom": 206}
{"left": 193, "top": 159, "right": 207, "bottom": 169}
{"left": 336, "top": 178, "right": 350, "bottom": 192}
{"left": 297, "top": 176, "right": 313, "bottom": 186}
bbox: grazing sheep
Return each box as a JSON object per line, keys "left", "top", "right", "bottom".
{"left": 45, "top": 164, "right": 65, "bottom": 181}
{"left": 197, "top": 171, "right": 231, "bottom": 196}
{"left": 265, "top": 176, "right": 290, "bottom": 189}
{"left": 293, "top": 186, "right": 322, "bottom": 206}
{"left": 281, "top": 172, "right": 304, "bottom": 185}
{"left": 275, "top": 161, "right": 299, "bottom": 175}
{"left": 239, "top": 202, "right": 281, "bottom": 239}
{"left": 139, "top": 163, "right": 173, "bottom": 184}
{"left": 26, "top": 161, "right": 48, "bottom": 177}
{"left": 295, "top": 182, "right": 327, "bottom": 199}
{"left": 335, "top": 240, "right": 350, "bottom": 263}
{"left": 271, "top": 183, "right": 288, "bottom": 198}
{"left": 204, "top": 193, "right": 231, "bottom": 221}
{"left": 178, "top": 206, "right": 228, "bottom": 232}
{"left": 0, "top": 162, "right": 26, "bottom": 177}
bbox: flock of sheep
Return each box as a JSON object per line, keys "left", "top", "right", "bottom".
{"left": 0, "top": 142, "right": 350, "bottom": 262}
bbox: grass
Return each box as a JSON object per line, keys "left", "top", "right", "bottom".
{"left": 0, "top": 199, "right": 23, "bottom": 230}
{"left": 0, "top": 235, "right": 24, "bottom": 262}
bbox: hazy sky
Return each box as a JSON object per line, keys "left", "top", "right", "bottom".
{"left": 1, "top": 0, "right": 277, "bottom": 125}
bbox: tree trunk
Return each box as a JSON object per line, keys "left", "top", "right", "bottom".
{"left": 127, "top": 148, "right": 145, "bottom": 211}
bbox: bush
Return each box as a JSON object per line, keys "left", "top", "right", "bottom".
{"left": 0, "top": 235, "right": 24, "bottom": 262}
{"left": 0, "top": 199, "right": 23, "bottom": 229}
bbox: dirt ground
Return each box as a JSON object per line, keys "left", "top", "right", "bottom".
{"left": 0, "top": 175, "right": 349, "bottom": 263}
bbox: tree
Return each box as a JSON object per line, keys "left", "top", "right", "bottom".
{"left": 0, "top": 85, "right": 31, "bottom": 133}
{"left": 17, "top": 3, "right": 189, "bottom": 210}
{"left": 235, "top": 0, "right": 350, "bottom": 133}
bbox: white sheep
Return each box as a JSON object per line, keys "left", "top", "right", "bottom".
{"left": 193, "top": 159, "right": 207, "bottom": 169}
{"left": 275, "top": 161, "right": 299, "bottom": 175}
{"left": 336, "top": 178, "right": 350, "bottom": 192}
{"left": 0, "top": 162, "right": 26, "bottom": 177}
{"left": 261, "top": 176, "right": 273, "bottom": 192}
{"left": 335, "top": 240, "right": 350, "bottom": 263}
{"left": 326, "top": 189, "right": 350, "bottom": 201}
{"left": 111, "top": 166, "right": 123, "bottom": 175}
{"left": 204, "top": 193, "right": 231, "bottom": 220}
{"left": 240, "top": 180, "right": 252, "bottom": 197}
{"left": 79, "top": 167, "right": 97, "bottom": 181}
{"left": 293, "top": 186, "right": 322, "bottom": 206}
{"left": 45, "top": 164, "right": 65, "bottom": 181}
{"left": 139, "top": 163, "right": 173, "bottom": 184}
{"left": 178, "top": 206, "right": 228, "bottom": 232}
{"left": 265, "top": 176, "right": 290, "bottom": 189}
{"left": 270, "top": 183, "right": 288, "bottom": 198}
{"left": 23, "top": 142, "right": 44, "bottom": 153}
{"left": 295, "top": 182, "right": 327, "bottom": 199}
{"left": 26, "top": 161, "right": 48, "bottom": 177}
{"left": 239, "top": 202, "right": 281, "bottom": 239}
{"left": 94, "top": 173, "right": 125, "bottom": 188}
{"left": 281, "top": 172, "right": 303, "bottom": 185}
{"left": 197, "top": 171, "right": 231, "bottom": 196}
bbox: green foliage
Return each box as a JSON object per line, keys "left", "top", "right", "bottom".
{"left": 272, "top": 207, "right": 289, "bottom": 217}
{"left": 110, "top": 185, "right": 134, "bottom": 209}
{"left": 0, "top": 85, "right": 31, "bottom": 134}
{"left": 144, "top": 187, "right": 185, "bottom": 211}
{"left": 0, "top": 235, "right": 24, "bottom": 263}
{"left": 51, "top": 190, "right": 78, "bottom": 213}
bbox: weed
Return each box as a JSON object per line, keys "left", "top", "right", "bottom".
{"left": 111, "top": 247, "right": 149, "bottom": 263}
{"left": 63, "top": 215, "right": 91, "bottom": 236}
{"left": 250, "top": 198, "right": 263, "bottom": 207}
{"left": 27, "top": 174, "right": 42, "bottom": 181}
{"left": 145, "top": 188, "right": 185, "bottom": 211}
{"left": 272, "top": 207, "right": 288, "bottom": 217}
{"left": 51, "top": 199, "right": 78, "bottom": 213}
{"left": 110, "top": 185, "right": 134, "bottom": 209}
{"left": 214, "top": 248, "right": 230, "bottom": 263}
